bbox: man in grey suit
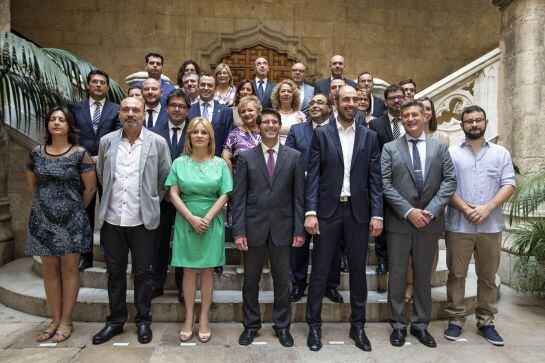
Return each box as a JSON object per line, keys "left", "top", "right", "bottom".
{"left": 232, "top": 108, "right": 306, "bottom": 347}
{"left": 290, "top": 62, "right": 314, "bottom": 115}
{"left": 92, "top": 97, "right": 172, "bottom": 345}
{"left": 381, "top": 99, "right": 456, "bottom": 348}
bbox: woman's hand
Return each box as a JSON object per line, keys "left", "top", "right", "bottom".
{"left": 188, "top": 215, "right": 209, "bottom": 233}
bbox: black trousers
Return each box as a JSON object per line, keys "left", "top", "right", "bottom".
{"left": 306, "top": 201, "right": 369, "bottom": 329}
{"left": 289, "top": 232, "right": 341, "bottom": 290}
{"left": 82, "top": 182, "right": 102, "bottom": 263}
{"left": 243, "top": 234, "right": 291, "bottom": 330}
{"left": 101, "top": 222, "right": 156, "bottom": 327}
{"left": 374, "top": 203, "right": 388, "bottom": 265}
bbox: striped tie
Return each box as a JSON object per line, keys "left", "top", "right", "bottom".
{"left": 92, "top": 102, "right": 102, "bottom": 133}
{"left": 410, "top": 139, "right": 424, "bottom": 195}
{"left": 392, "top": 118, "right": 401, "bottom": 139}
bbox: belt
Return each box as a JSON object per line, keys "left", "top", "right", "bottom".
{"left": 340, "top": 196, "right": 350, "bottom": 203}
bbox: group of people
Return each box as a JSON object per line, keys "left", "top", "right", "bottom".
{"left": 25, "top": 52, "right": 515, "bottom": 352}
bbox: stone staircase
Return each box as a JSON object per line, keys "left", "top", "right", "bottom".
{"left": 0, "top": 233, "right": 499, "bottom": 322}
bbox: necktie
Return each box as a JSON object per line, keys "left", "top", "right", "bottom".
{"left": 171, "top": 126, "right": 180, "bottom": 151}
{"left": 410, "top": 139, "right": 424, "bottom": 195}
{"left": 267, "top": 149, "right": 275, "bottom": 182}
{"left": 147, "top": 109, "right": 154, "bottom": 128}
{"left": 92, "top": 102, "right": 102, "bottom": 133}
{"left": 392, "top": 118, "right": 401, "bottom": 139}
{"left": 202, "top": 103, "right": 210, "bottom": 120}
{"left": 257, "top": 80, "right": 264, "bottom": 101}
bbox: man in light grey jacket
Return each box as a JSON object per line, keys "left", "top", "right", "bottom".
{"left": 92, "top": 97, "right": 171, "bottom": 345}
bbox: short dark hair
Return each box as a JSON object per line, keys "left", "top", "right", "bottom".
{"left": 234, "top": 78, "right": 257, "bottom": 105}
{"left": 145, "top": 52, "right": 164, "bottom": 64}
{"left": 400, "top": 99, "right": 425, "bottom": 115}
{"left": 199, "top": 72, "right": 217, "bottom": 86}
{"left": 44, "top": 106, "right": 79, "bottom": 145}
{"left": 384, "top": 84, "right": 404, "bottom": 99}
{"left": 399, "top": 78, "right": 416, "bottom": 88}
{"left": 313, "top": 93, "right": 332, "bottom": 107}
{"left": 461, "top": 105, "right": 486, "bottom": 121}
{"left": 418, "top": 96, "right": 438, "bottom": 131}
{"left": 357, "top": 71, "right": 373, "bottom": 82}
{"left": 257, "top": 108, "right": 282, "bottom": 125}
{"left": 166, "top": 88, "right": 191, "bottom": 107}
{"left": 127, "top": 85, "right": 141, "bottom": 92}
{"left": 87, "top": 69, "right": 110, "bottom": 86}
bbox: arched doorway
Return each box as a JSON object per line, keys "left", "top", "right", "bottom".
{"left": 217, "top": 44, "right": 298, "bottom": 84}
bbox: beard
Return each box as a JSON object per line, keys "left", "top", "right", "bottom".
{"left": 464, "top": 127, "right": 486, "bottom": 140}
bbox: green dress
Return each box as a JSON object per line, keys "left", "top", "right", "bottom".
{"left": 166, "top": 155, "right": 233, "bottom": 268}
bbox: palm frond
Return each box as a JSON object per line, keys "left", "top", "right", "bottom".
{"left": 506, "top": 171, "right": 545, "bottom": 225}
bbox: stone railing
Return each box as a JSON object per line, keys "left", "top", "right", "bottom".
{"left": 415, "top": 48, "right": 500, "bottom": 145}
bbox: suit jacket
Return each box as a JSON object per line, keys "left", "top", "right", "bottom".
{"left": 251, "top": 78, "right": 276, "bottom": 109}
{"left": 134, "top": 79, "right": 176, "bottom": 107}
{"left": 313, "top": 76, "right": 357, "bottom": 96}
{"left": 96, "top": 128, "right": 172, "bottom": 230}
{"left": 71, "top": 99, "right": 119, "bottom": 156}
{"left": 147, "top": 105, "right": 169, "bottom": 130}
{"left": 299, "top": 83, "right": 315, "bottom": 115}
{"left": 187, "top": 100, "right": 233, "bottom": 156}
{"left": 305, "top": 121, "right": 383, "bottom": 223}
{"left": 285, "top": 120, "right": 314, "bottom": 172}
{"left": 369, "top": 113, "right": 394, "bottom": 151}
{"left": 232, "top": 144, "right": 305, "bottom": 247}
{"left": 150, "top": 120, "right": 187, "bottom": 161}
{"left": 381, "top": 136, "right": 456, "bottom": 234}
{"left": 370, "top": 95, "right": 387, "bottom": 118}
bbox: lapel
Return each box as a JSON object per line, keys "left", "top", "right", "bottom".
{"left": 423, "top": 138, "right": 435, "bottom": 183}
{"left": 270, "top": 144, "right": 287, "bottom": 187}
{"left": 396, "top": 137, "right": 417, "bottom": 184}
{"left": 175, "top": 122, "right": 188, "bottom": 159}
{"left": 82, "top": 100, "right": 95, "bottom": 134}
{"left": 383, "top": 114, "right": 394, "bottom": 141}
{"left": 96, "top": 101, "right": 112, "bottom": 135}
{"left": 326, "top": 121, "right": 343, "bottom": 163}
{"left": 350, "top": 123, "right": 363, "bottom": 170}
{"left": 211, "top": 101, "right": 221, "bottom": 125}
{"left": 109, "top": 129, "right": 122, "bottom": 181}
{"left": 303, "top": 121, "right": 313, "bottom": 147}
{"left": 139, "top": 128, "right": 152, "bottom": 185}
{"left": 254, "top": 145, "right": 271, "bottom": 187}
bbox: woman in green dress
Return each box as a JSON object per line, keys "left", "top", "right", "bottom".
{"left": 166, "top": 117, "right": 233, "bottom": 343}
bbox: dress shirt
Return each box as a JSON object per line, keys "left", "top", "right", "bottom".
{"left": 388, "top": 113, "right": 406, "bottom": 138}
{"left": 403, "top": 132, "right": 427, "bottom": 219}
{"left": 255, "top": 77, "right": 268, "bottom": 91}
{"left": 333, "top": 108, "right": 338, "bottom": 119}
{"left": 337, "top": 120, "right": 356, "bottom": 197}
{"left": 144, "top": 104, "right": 162, "bottom": 128}
{"left": 298, "top": 84, "right": 305, "bottom": 107}
{"left": 446, "top": 141, "right": 516, "bottom": 233}
{"left": 169, "top": 120, "right": 185, "bottom": 141}
{"left": 89, "top": 97, "right": 106, "bottom": 119}
{"left": 105, "top": 130, "right": 144, "bottom": 227}
{"left": 261, "top": 142, "right": 279, "bottom": 163}
{"left": 312, "top": 120, "right": 329, "bottom": 129}
{"left": 199, "top": 99, "right": 215, "bottom": 119}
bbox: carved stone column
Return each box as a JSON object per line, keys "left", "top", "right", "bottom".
{"left": 494, "top": 0, "right": 545, "bottom": 172}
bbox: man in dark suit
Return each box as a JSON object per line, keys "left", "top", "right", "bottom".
{"left": 357, "top": 71, "right": 387, "bottom": 117}
{"left": 399, "top": 79, "right": 417, "bottom": 100}
{"left": 149, "top": 89, "right": 189, "bottom": 303}
{"left": 290, "top": 62, "right": 314, "bottom": 115}
{"left": 305, "top": 86, "right": 383, "bottom": 352}
{"left": 251, "top": 57, "right": 276, "bottom": 109}
{"left": 142, "top": 78, "right": 169, "bottom": 129}
{"left": 313, "top": 55, "right": 357, "bottom": 95}
{"left": 285, "top": 93, "right": 343, "bottom": 303}
{"left": 132, "top": 52, "right": 175, "bottom": 107}
{"left": 187, "top": 73, "right": 233, "bottom": 157}
{"left": 368, "top": 84, "right": 406, "bottom": 275}
{"left": 71, "top": 69, "right": 119, "bottom": 271}
{"left": 232, "top": 108, "right": 305, "bottom": 347}
{"left": 381, "top": 99, "right": 456, "bottom": 348}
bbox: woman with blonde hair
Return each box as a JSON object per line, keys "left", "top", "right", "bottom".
{"left": 166, "top": 117, "right": 233, "bottom": 343}
{"left": 214, "top": 63, "right": 236, "bottom": 107}
{"left": 270, "top": 79, "right": 305, "bottom": 143}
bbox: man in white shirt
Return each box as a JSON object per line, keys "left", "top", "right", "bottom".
{"left": 251, "top": 57, "right": 276, "bottom": 109}
{"left": 142, "top": 78, "right": 168, "bottom": 129}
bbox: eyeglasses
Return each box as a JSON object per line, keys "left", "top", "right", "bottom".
{"left": 309, "top": 100, "right": 328, "bottom": 106}
{"left": 168, "top": 104, "right": 188, "bottom": 110}
{"left": 387, "top": 95, "right": 404, "bottom": 101}
{"left": 462, "top": 118, "right": 485, "bottom": 125}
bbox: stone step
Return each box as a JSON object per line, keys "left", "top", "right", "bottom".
{"left": 0, "top": 258, "right": 496, "bottom": 323}
{"left": 31, "top": 251, "right": 451, "bottom": 291}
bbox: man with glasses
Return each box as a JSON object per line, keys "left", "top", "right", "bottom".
{"left": 369, "top": 84, "right": 406, "bottom": 275}
{"left": 149, "top": 89, "right": 191, "bottom": 303}
{"left": 142, "top": 78, "right": 169, "bottom": 129}
{"left": 444, "top": 105, "right": 515, "bottom": 346}
{"left": 133, "top": 52, "right": 175, "bottom": 106}
{"left": 290, "top": 62, "right": 314, "bottom": 115}
{"left": 357, "top": 72, "right": 387, "bottom": 117}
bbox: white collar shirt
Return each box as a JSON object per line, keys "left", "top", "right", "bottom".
{"left": 405, "top": 132, "right": 427, "bottom": 180}
{"left": 312, "top": 119, "right": 329, "bottom": 129}
{"left": 144, "top": 104, "right": 162, "bottom": 128}
{"left": 336, "top": 120, "right": 356, "bottom": 197}
{"left": 89, "top": 97, "right": 106, "bottom": 119}
{"left": 388, "top": 112, "right": 406, "bottom": 138}
{"left": 255, "top": 77, "right": 268, "bottom": 90}
{"left": 199, "top": 99, "right": 215, "bottom": 120}
{"left": 168, "top": 120, "right": 185, "bottom": 141}
{"left": 261, "top": 141, "right": 280, "bottom": 163}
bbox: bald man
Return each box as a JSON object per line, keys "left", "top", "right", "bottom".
{"left": 142, "top": 78, "right": 169, "bottom": 129}
{"left": 314, "top": 55, "right": 357, "bottom": 96}
{"left": 251, "top": 57, "right": 277, "bottom": 109}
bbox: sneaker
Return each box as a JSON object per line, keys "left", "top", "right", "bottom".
{"left": 444, "top": 323, "right": 462, "bottom": 341}
{"left": 478, "top": 325, "right": 504, "bottom": 346}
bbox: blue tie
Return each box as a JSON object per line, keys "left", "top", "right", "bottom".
{"left": 257, "top": 80, "right": 264, "bottom": 101}
{"left": 92, "top": 102, "right": 101, "bottom": 133}
{"left": 410, "top": 139, "right": 424, "bottom": 195}
{"left": 171, "top": 127, "right": 180, "bottom": 158}
{"left": 147, "top": 109, "right": 154, "bottom": 128}
{"left": 202, "top": 103, "right": 210, "bottom": 120}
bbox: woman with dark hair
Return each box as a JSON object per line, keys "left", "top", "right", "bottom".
{"left": 177, "top": 59, "right": 201, "bottom": 87}
{"left": 232, "top": 79, "right": 257, "bottom": 127}
{"left": 27, "top": 107, "right": 96, "bottom": 343}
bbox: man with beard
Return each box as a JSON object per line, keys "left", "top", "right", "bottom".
{"left": 142, "top": 78, "right": 169, "bottom": 129}
{"left": 305, "top": 86, "right": 383, "bottom": 352}
{"left": 443, "top": 105, "right": 515, "bottom": 346}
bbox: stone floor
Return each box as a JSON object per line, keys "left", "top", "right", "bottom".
{"left": 0, "top": 285, "right": 543, "bottom": 363}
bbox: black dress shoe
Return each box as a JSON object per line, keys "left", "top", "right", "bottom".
{"left": 325, "top": 288, "right": 344, "bottom": 303}
{"left": 238, "top": 328, "right": 257, "bottom": 346}
{"left": 151, "top": 288, "right": 164, "bottom": 300}
{"left": 214, "top": 266, "right": 223, "bottom": 274}
{"left": 340, "top": 255, "right": 349, "bottom": 273}
{"left": 289, "top": 286, "right": 304, "bottom": 302}
{"left": 78, "top": 258, "right": 93, "bottom": 272}
{"left": 177, "top": 290, "right": 184, "bottom": 303}
{"left": 410, "top": 328, "right": 437, "bottom": 348}
{"left": 137, "top": 324, "right": 153, "bottom": 344}
{"left": 375, "top": 261, "right": 387, "bottom": 275}
{"left": 92, "top": 325, "right": 123, "bottom": 345}
{"left": 349, "top": 326, "right": 372, "bottom": 352}
{"left": 390, "top": 328, "right": 407, "bottom": 347}
{"left": 307, "top": 328, "right": 322, "bottom": 351}
{"left": 274, "top": 328, "right": 294, "bottom": 347}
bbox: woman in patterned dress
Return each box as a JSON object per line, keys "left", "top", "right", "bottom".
{"left": 213, "top": 63, "right": 237, "bottom": 107}
{"left": 270, "top": 79, "right": 306, "bottom": 144}
{"left": 26, "top": 107, "right": 96, "bottom": 343}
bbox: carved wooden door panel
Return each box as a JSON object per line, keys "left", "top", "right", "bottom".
{"left": 218, "top": 44, "right": 297, "bottom": 84}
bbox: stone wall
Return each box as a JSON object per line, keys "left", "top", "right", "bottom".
{"left": 10, "top": 0, "right": 500, "bottom": 91}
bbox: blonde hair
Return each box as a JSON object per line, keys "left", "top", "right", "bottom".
{"left": 214, "top": 63, "right": 234, "bottom": 87}
{"left": 237, "top": 95, "right": 262, "bottom": 115}
{"left": 271, "top": 79, "right": 301, "bottom": 111}
{"left": 182, "top": 117, "right": 215, "bottom": 157}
